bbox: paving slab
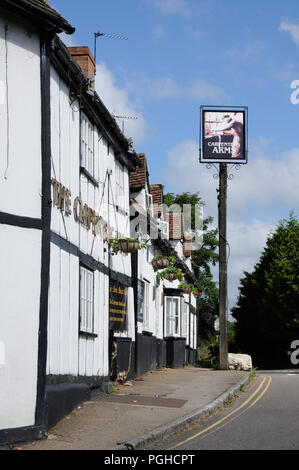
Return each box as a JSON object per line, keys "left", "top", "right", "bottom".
{"left": 22, "top": 367, "right": 250, "bottom": 451}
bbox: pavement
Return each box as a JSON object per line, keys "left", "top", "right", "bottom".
{"left": 21, "top": 367, "right": 251, "bottom": 451}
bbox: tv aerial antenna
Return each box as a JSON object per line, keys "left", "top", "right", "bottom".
{"left": 112, "top": 115, "right": 138, "bottom": 134}
{"left": 94, "top": 31, "right": 128, "bottom": 76}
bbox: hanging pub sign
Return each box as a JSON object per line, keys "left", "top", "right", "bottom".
{"left": 200, "top": 106, "right": 248, "bottom": 164}
{"left": 109, "top": 280, "right": 128, "bottom": 332}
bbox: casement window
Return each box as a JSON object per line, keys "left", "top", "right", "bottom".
{"left": 183, "top": 302, "right": 189, "bottom": 342}
{"left": 165, "top": 296, "right": 181, "bottom": 337}
{"left": 193, "top": 315, "right": 197, "bottom": 350}
{"left": 190, "top": 313, "right": 194, "bottom": 349}
{"left": 81, "top": 113, "right": 95, "bottom": 177}
{"left": 143, "top": 280, "right": 150, "bottom": 331}
{"left": 79, "top": 266, "right": 94, "bottom": 334}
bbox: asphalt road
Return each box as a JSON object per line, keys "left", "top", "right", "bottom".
{"left": 149, "top": 372, "right": 299, "bottom": 450}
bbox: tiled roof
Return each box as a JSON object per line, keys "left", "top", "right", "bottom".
{"left": 129, "top": 154, "right": 149, "bottom": 190}
{"left": 2, "top": 0, "right": 75, "bottom": 34}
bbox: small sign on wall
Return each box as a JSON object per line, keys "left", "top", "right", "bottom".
{"left": 109, "top": 280, "right": 128, "bottom": 332}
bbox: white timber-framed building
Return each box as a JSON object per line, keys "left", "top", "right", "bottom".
{"left": 0, "top": 0, "right": 200, "bottom": 447}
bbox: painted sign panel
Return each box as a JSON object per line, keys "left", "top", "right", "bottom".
{"left": 201, "top": 109, "right": 247, "bottom": 164}
{"left": 109, "top": 280, "right": 128, "bottom": 332}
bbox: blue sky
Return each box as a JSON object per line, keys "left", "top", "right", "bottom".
{"left": 55, "top": 0, "right": 299, "bottom": 312}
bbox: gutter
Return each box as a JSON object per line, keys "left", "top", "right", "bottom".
{"left": 1, "top": 0, "right": 75, "bottom": 34}
{"left": 51, "top": 37, "right": 141, "bottom": 171}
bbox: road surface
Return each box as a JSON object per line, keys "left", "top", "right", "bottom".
{"left": 149, "top": 372, "right": 299, "bottom": 450}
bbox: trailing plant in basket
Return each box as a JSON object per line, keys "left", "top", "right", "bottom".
{"left": 178, "top": 282, "right": 201, "bottom": 296}
{"left": 109, "top": 238, "right": 147, "bottom": 254}
{"left": 151, "top": 255, "right": 176, "bottom": 271}
{"left": 156, "top": 266, "right": 184, "bottom": 282}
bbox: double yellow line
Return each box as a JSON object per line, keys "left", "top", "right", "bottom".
{"left": 169, "top": 375, "right": 272, "bottom": 449}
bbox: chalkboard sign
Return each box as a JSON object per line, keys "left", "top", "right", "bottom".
{"left": 136, "top": 279, "right": 145, "bottom": 323}
{"left": 109, "top": 280, "right": 128, "bottom": 332}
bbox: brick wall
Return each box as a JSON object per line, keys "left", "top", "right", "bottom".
{"left": 149, "top": 184, "right": 163, "bottom": 217}
{"left": 166, "top": 213, "right": 183, "bottom": 240}
{"left": 68, "top": 46, "right": 96, "bottom": 87}
{"left": 183, "top": 233, "right": 192, "bottom": 257}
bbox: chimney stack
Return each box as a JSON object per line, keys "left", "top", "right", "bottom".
{"left": 166, "top": 212, "right": 183, "bottom": 240}
{"left": 149, "top": 184, "right": 164, "bottom": 218}
{"left": 68, "top": 46, "right": 96, "bottom": 87}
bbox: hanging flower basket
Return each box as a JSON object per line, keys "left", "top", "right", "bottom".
{"left": 163, "top": 271, "right": 176, "bottom": 281}
{"left": 178, "top": 282, "right": 202, "bottom": 296}
{"left": 152, "top": 256, "right": 170, "bottom": 271}
{"left": 151, "top": 255, "right": 176, "bottom": 271}
{"left": 157, "top": 266, "right": 184, "bottom": 283}
{"left": 110, "top": 238, "right": 147, "bottom": 254}
{"left": 183, "top": 286, "right": 193, "bottom": 294}
{"left": 118, "top": 240, "right": 140, "bottom": 253}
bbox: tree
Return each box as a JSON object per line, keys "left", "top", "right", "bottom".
{"left": 164, "top": 191, "right": 219, "bottom": 338}
{"left": 232, "top": 213, "right": 299, "bottom": 369}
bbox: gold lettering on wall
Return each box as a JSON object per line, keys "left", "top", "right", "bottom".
{"left": 51, "top": 178, "right": 125, "bottom": 241}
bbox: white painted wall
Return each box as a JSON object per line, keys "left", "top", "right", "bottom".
{"left": 0, "top": 225, "right": 41, "bottom": 429}
{"left": 0, "top": 17, "right": 41, "bottom": 218}
{"left": 0, "top": 15, "right": 42, "bottom": 431}
{"left": 48, "top": 64, "right": 134, "bottom": 377}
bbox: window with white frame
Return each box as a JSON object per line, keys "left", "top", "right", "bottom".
{"left": 190, "top": 312, "right": 194, "bottom": 349}
{"left": 165, "top": 296, "right": 180, "bottom": 337}
{"left": 183, "top": 302, "right": 189, "bottom": 342}
{"left": 143, "top": 280, "right": 150, "bottom": 331}
{"left": 80, "top": 266, "right": 94, "bottom": 334}
{"left": 81, "top": 113, "right": 95, "bottom": 176}
{"left": 193, "top": 314, "right": 197, "bottom": 350}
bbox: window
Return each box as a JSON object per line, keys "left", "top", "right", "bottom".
{"left": 81, "top": 113, "right": 94, "bottom": 176}
{"left": 145, "top": 193, "right": 153, "bottom": 216}
{"left": 80, "top": 266, "right": 94, "bottom": 334}
{"left": 143, "top": 280, "right": 150, "bottom": 330}
{"left": 143, "top": 280, "right": 150, "bottom": 331}
{"left": 183, "top": 302, "right": 189, "bottom": 343}
{"left": 165, "top": 296, "right": 180, "bottom": 337}
{"left": 116, "top": 161, "right": 125, "bottom": 209}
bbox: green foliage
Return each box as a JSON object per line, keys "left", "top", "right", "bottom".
{"left": 156, "top": 266, "right": 184, "bottom": 282}
{"left": 151, "top": 255, "right": 176, "bottom": 264}
{"left": 232, "top": 213, "right": 299, "bottom": 368}
{"left": 109, "top": 238, "right": 147, "bottom": 254}
{"left": 178, "top": 282, "right": 201, "bottom": 296}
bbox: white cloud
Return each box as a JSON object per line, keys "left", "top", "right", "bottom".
{"left": 227, "top": 219, "right": 276, "bottom": 310}
{"left": 125, "top": 73, "right": 227, "bottom": 102}
{"left": 188, "top": 78, "right": 228, "bottom": 101}
{"left": 221, "top": 40, "right": 265, "bottom": 62}
{"left": 144, "top": 0, "right": 194, "bottom": 17}
{"left": 95, "top": 63, "right": 147, "bottom": 145}
{"left": 162, "top": 137, "right": 299, "bottom": 312}
{"left": 153, "top": 26, "right": 167, "bottom": 39}
{"left": 279, "top": 21, "right": 299, "bottom": 46}
{"left": 163, "top": 138, "right": 299, "bottom": 221}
